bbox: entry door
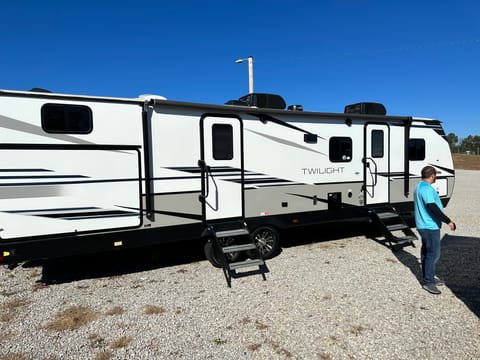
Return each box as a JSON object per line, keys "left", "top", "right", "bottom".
{"left": 200, "top": 115, "right": 244, "bottom": 221}
{"left": 364, "top": 124, "right": 390, "bottom": 204}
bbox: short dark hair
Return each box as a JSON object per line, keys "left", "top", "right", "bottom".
{"left": 421, "top": 166, "right": 437, "bottom": 179}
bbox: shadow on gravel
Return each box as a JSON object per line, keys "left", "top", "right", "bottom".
{"left": 438, "top": 234, "right": 480, "bottom": 317}
{"left": 22, "top": 239, "right": 206, "bottom": 285}
{"left": 281, "top": 221, "right": 371, "bottom": 250}
{"left": 394, "top": 234, "right": 480, "bottom": 318}
{"left": 22, "top": 222, "right": 371, "bottom": 286}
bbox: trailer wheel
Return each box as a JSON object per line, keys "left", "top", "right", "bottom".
{"left": 247, "top": 226, "right": 280, "bottom": 260}
{"left": 204, "top": 241, "right": 225, "bottom": 268}
{"left": 204, "top": 237, "right": 244, "bottom": 268}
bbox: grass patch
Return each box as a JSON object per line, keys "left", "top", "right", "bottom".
{"left": 143, "top": 305, "right": 165, "bottom": 315}
{"left": 453, "top": 154, "right": 480, "bottom": 170}
{"left": 319, "top": 352, "right": 332, "bottom": 360}
{"left": 109, "top": 336, "right": 132, "bottom": 349}
{"left": 350, "top": 324, "right": 370, "bottom": 336}
{"left": 0, "top": 298, "right": 31, "bottom": 322}
{"left": 105, "top": 306, "right": 124, "bottom": 316}
{"left": 45, "top": 305, "right": 99, "bottom": 331}
{"left": 239, "top": 317, "right": 251, "bottom": 325}
{"left": 0, "top": 353, "right": 30, "bottom": 360}
{"left": 88, "top": 334, "right": 106, "bottom": 349}
{"left": 213, "top": 338, "right": 227, "bottom": 345}
{"left": 255, "top": 320, "right": 269, "bottom": 330}
{"left": 247, "top": 343, "right": 262, "bottom": 351}
{"left": 94, "top": 352, "right": 113, "bottom": 360}
{"left": 267, "top": 340, "right": 293, "bottom": 358}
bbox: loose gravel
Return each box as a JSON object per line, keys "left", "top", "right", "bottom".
{"left": 0, "top": 170, "right": 479, "bottom": 359}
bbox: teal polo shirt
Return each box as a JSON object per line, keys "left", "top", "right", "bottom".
{"left": 414, "top": 180, "right": 443, "bottom": 230}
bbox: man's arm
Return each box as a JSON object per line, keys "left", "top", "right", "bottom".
{"left": 426, "top": 203, "right": 456, "bottom": 230}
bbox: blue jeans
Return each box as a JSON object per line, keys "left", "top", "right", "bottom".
{"left": 418, "top": 229, "right": 441, "bottom": 285}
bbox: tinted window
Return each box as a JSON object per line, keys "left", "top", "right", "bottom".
{"left": 304, "top": 133, "right": 318, "bottom": 144}
{"left": 329, "top": 137, "right": 352, "bottom": 162}
{"left": 371, "top": 130, "right": 384, "bottom": 158}
{"left": 212, "top": 124, "right": 233, "bottom": 160}
{"left": 41, "top": 104, "right": 92, "bottom": 134}
{"left": 409, "top": 138, "right": 425, "bottom": 161}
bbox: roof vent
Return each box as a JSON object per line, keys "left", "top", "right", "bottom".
{"left": 138, "top": 94, "right": 167, "bottom": 101}
{"left": 344, "top": 102, "right": 386, "bottom": 115}
{"left": 225, "top": 93, "right": 286, "bottom": 109}
{"left": 29, "top": 87, "right": 51, "bottom": 93}
{"left": 288, "top": 104, "right": 303, "bottom": 111}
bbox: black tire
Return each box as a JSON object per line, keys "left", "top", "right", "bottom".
{"left": 247, "top": 226, "right": 281, "bottom": 260}
{"left": 204, "top": 241, "right": 225, "bottom": 268}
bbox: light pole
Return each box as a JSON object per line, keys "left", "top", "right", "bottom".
{"left": 235, "top": 56, "right": 254, "bottom": 94}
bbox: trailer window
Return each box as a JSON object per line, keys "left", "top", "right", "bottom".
{"left": 371, "top": 130, "right": 384, "bottom": 158}
{"left": 212, "top": 124, "right": 233, "bottom": 160}
{"left": 41, "top": 104, "right": 93, "bottom": 134}
{"left": 409, "top": 138, "right": 425, "bottom": 161}
{"left": 41, "top": 104, "right": 92, "bottom": 134}
{"left": 329, "top": 137, "right": 352, "bottom": 162}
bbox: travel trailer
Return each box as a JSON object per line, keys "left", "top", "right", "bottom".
{"left": 0, "top": 89, "right": 454, "bottom": 284}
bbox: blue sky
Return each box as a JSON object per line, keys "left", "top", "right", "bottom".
{"left": 1, "top": 1, "right": 479, "bottom": 138}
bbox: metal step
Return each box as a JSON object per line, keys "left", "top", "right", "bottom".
{"left": 392, "top": 236, "right": 416, "bottom": 244}
{"left": 222, "top": 243, "right": 257, "bottom": 253}
{"left": 387, "top": 224, "right": 409, "bottom": 231}
{"left": 377, "top": 212, "right": 399, "bottom": 219}
{"left": 228, "top": 258, "right": 264, "bottom": 271}
{"left": 215, "top": 228, "right": 249, "bottom": 238}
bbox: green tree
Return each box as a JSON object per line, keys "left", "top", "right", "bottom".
{"left": 459, "top": 135, "right": 480, "bottom": 154}
{"left": 446, "top": 132, "right": 458, "bottom": 152}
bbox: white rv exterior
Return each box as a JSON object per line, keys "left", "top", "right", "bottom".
{"left": 0, "top": 89, "right": 455, "bottom": 263}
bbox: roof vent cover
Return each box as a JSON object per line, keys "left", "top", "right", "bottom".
{"left": 344, "top": 102, "right": 386, "bottom": 115}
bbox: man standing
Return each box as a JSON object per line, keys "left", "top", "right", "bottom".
{"left": 414, "top": 165, "right": 456, "bottom": 295}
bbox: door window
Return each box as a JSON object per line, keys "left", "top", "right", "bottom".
{"left": 212, "top": 124, "right": 233, "bottom": 160}
{"left": 371, "top": 130, "right": 384, "bottom": 158}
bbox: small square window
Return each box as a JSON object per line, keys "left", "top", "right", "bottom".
{"left": 304, "top": 133, "right": 318, "bottom": 144}
{"left": 330, "top": 137, "right": 352, "bottom": 162}
{"left": 409, "top": 138, "right": 425, "bottom": 161}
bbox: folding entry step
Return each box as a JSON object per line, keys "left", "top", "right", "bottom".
{"left": 367, "top": 206, "right": 417, "bottom": 250}
{"left": 203, "top": 220, "right": 269, "bottom": 287}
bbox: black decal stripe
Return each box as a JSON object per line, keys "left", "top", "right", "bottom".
{"left": 430, "top": 164, "right": 455, "bottom": 175}
{"left": 0, "top": 168, "right": 53, "bottom": 172}
{"left": 120, "top": 205, "right": 201, "bottom": 221}
{"left": 250, "top": 113, "right": 326, "bottom": 140}
{"left": 245, "top": 128, "right": 326, "bottom": 156}
{"left": 165, "top": 166, "right": 264, "bottom": 177}
{"left": 5, "top": 206, "right": 100, "bottom": 214}
{"left": 0, "top": 175, "right": 88, "bottom": 180}
{"left": 62, "top": 213, "right": 139, "bottom": 220}
{"left": 39, "top": 210, "right": 135, "bottom": 219}
{"left": 287, "top": 193, "right": 329, "bottom": 204}
{"left": 230, "top": 178, "right": 298, "bottom": 184}
{"left": 255, "top": 183, "right": 304, "bottom": 187}
{"left": 167, "top": 166, "right": 239, "bottom": 173}
{"left": 0, "top": 178, "right": 139, "bottom": 187}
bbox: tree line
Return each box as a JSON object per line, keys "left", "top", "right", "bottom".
{"left": 447, "top": 133, "right": 480, "bottom": 154}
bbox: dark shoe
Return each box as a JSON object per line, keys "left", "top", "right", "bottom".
{"left": 434, "top": 277, "right": 445, "bottom": 286}
{"left": 422, "top": 284, "right": 441, "bottom": 295}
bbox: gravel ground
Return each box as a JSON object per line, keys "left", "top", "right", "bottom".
{"left": 1, "top": 170, "right": 479, "bottom": 360}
